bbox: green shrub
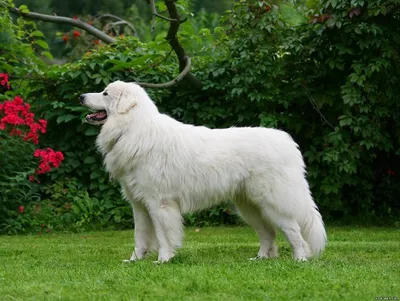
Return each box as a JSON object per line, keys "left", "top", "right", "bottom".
{"left": 0, "top": 94, "right": 65, "bottom": 234}
{"left": 0, "top": 7, "right": 65, "bottom": 233}
{"left": 40, "top": 178, "right": 132, "bottom": 232}
{"left": 2, "top": 0, "right": 399, "bottom": 232}
{"left": 204, "top": 0, "right": 400, "bottom": 221}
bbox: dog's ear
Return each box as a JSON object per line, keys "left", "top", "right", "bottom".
{"left": 117, "top": 91, "right": 137, "bottom": 114}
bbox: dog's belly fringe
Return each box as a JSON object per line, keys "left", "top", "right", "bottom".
{"left": 117, "top": 161, "right": 249, "bottom": 214}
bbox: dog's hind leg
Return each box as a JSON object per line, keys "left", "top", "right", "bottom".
{"left": 277, "top": 218, "right": 308, "bottom": 261}
{"left": 233, "top": 200, "right": 278, "bottom": 259}
{"left": 263, "top": 208, "right": 308, "bottom": 261}
{"left": 147, "top": 199, "right": 183, "bottom": 263}
{"left": 125, "top": 201, "right": 155, "bottom": 262}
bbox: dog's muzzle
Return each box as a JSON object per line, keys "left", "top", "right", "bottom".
{"left": 79, "top": 94, "right": 86, "bottom": 105}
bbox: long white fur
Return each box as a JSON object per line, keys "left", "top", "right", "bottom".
{"left": 81, "top": 80, "right": 327, "bottom": 262}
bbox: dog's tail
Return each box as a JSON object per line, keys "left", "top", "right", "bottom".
{"left": 301, "top": 204, "right": 327, "bottom": 258}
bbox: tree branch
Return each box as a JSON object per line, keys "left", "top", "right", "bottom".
{"left": 301, "top": 83, "right": 336, "bottom": 130}
{"left": 96, "top": 13, "right": 124, "bottom": 21}
{"left": 8, "top": 2, "right": 202, "bottom": 90}
{"left": 157, "top": 0, "right": 203, "bottom": 90}
{"left": 137, "top": 56, "right": 191, "bottom": 88}
{"left": 9, "top": 7, "right": 116, "bottom": 44}
{"left": 148, "top": 0, "right": 177, "bottom": 32}
{"left": 96, "top": 14, "right": 138, "bottom": 37}
{"left": 112, "top": 21, "right": 136, "bottom": 35}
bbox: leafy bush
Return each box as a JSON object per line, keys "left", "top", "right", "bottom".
{"left": 2, "top": 0, "right": 399, "bottom": 233}
{"left": 0, "top": 92, "right": 65, "bottom": 233}
{"left": 25, "top": 0, "right": 400, "bottom": 224}
{"left": 204, "top": 0, "right": 400, "bottom": 221}
{"left": 37, "top": 178, "right": 132, "bottom": 232}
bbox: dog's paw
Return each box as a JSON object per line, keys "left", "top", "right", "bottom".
{"left": 249, "top": 255, "right": 267, "bottom": 261}
{"left": 153, "top": 260, "right": 171, "bottom": 264}
{"left": 122, "top": 259, "right": 135, "bottom": 263}
{"left": 294, "top": 257, "right": 308, "bottom": 262}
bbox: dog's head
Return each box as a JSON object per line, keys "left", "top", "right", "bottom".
{"left": 80, "top": 81, "right": 155, "bottom": 125}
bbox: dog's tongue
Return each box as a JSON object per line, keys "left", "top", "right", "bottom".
{"left": 88, "top": 111, "right": 106, "bottom": 119}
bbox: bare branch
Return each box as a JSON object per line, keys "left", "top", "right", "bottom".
{"left": 9, "top": 7, "right": 116, "bottom": 44}
{"left": 154, "top": 13, "right": 177, "bottom": 22}
{"left": 149, "top": 0, "right": 177, "bottom": 32}
{"left": 96, "top": 14, "right": 138, "bottom": 37}
{"left": 138, "top": 56, "right": 191, "bottom": 88}
{"left": 111, "top": 21, "right": 138, "bottom": 36}
{"left": 301, "top": 83, "right": 336, "bottom": 130}
{"left": 96, "top": 13, "right": 124, "bottom": 22}
{"left": 153, "top": 0, "right": 203, "bottom": 90}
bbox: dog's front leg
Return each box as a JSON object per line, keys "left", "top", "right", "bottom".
{"left": 147, "top": 199, "right": 183, "bottom": 263}
{"left": 124, "top": 201, "right": 154, "bottom": 262}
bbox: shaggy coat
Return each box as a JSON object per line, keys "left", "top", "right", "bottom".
{"left": 80, "top": 81, "right": 327, "bottom": 262}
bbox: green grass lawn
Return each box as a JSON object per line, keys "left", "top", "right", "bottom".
{"left": 0, "top": 227, "right": 399, "bottom": 301}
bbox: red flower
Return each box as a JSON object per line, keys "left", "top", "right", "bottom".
{"left": 0, "top": 73, "right": 10, "bottom": 89}
{"left": 34, "top": 148, "right": 65, "bottom": 174}
{"left": 73, "top": 31, "right": 81, "bottom": 39}
{"left": 1, "top": 114, "right": 24, "bottom": 125}
{"left": 387, "top": 169, "right": 396, "bottom": 176}
{"left": 14, "top": 96, "right": 23, "bottom": 105}
{"left": 38, "top": 119, "right": 47, "bottom": 133}
{"left": 72, "top": 15, "right": 78, "bottom": 19}
{"left": 29, "top": 175, "right": 35, "bottom": 182}
{"left": 19, "top": 205, "right": 24, "bottom": 213}
{"left": 62, "top": 34, "right": 68, "bottom": 42}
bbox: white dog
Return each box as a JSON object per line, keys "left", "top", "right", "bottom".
{"left": 80, "top": 81, "right": 327, "bottom": 263}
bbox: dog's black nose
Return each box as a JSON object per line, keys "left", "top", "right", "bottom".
{"left": 79, "top": 94, "right": 85, "bottom": 104}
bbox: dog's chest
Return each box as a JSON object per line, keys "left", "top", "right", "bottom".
{"left": 103, "top": 152, "right": 124, "bottom": 179}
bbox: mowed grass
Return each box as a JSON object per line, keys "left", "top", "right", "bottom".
{"left": 0, "top": 227, "right": 399, "bottom": 301}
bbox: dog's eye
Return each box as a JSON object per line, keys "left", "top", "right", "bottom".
{"left": 103, "top": 91, "right": 108, "bottom": 96}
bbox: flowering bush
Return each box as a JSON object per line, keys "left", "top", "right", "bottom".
{"left": 57, "top": 16, "right": 104, "bottom": 61}
{"left": 0, "top": 73, "right": 65, "bottom": 233}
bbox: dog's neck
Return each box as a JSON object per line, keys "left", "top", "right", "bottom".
{"left": 96, "top": 118, "right": 126, "bottom": 156}
{"left": 103, "top": 133, "right": 122, "bottom": 155}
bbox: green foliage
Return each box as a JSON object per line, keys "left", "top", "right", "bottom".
{"left": 0, "top": 170, "right": 41, "bottom": 234}
{"left": 0, "top": 1, "right": 49, "bottom": 84}
{"left": 2, "top": 0, "right": 400, "bottom": 233}
{"left": 4, "top": 178, "right": 133, "bottom": 234}
{"left": 0, "top": 128, "right": 39, "bottom": 233}
{"left": 42, "top": 178, "right": 132, "bottom": 231}
{"left": 184, "top": 204, "right": 241, "bottom": 227}
{"left": 203, "top": 0, "right": 400, "bottom": 220}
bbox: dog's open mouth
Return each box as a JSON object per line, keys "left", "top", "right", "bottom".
{"left": 86, "top": 110, "right": 107, "bottom": 123}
